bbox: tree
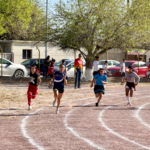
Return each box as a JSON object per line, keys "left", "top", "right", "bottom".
{"left": 49, "top": 0, "right": 150, "bottom": 80}
{"left": 0, "top": 0, "right": 46, "bottom": 40}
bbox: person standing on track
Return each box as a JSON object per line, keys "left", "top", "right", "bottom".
{"left": 49, "top": 64, "right": 67, "bottom": 114}
{"left": 74, "top": 54, "right": 83, "bottom": 89}
{"left": 62, "top": 59, "right": 68, "bottom": 80}
{"left": 47, "top": 59, "right": 55, "bottom": 88}
{"left": 102, "top": 61, "right": 109, "bottom": 76}
{"left": 120, "top": 59, "right": 126, "bottom": 85}
{"left": 90, "top": 56, "right": 99, "bottom": 87}
{"left": 91, "top": 68, "right": 108, "bottom": 107}
{"left": 125, "top": 65, "right": 140, "bottom": 106}
{"left": 27, "top": 65, "right": 41, "bottom": 110}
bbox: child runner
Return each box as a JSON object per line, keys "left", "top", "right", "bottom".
{"left": 27, "top": 65, "right": 41, "bottom": 110}
{"left": 102, "top": 61, "right": 109, "bottom": 76}
{"left": 49, "top": 64, "right": 67, "bottom": 114}
{"left": 90, "top": 56, "right": 99, "bottom": 87}
{"left": 47, "top": 59, "right": 55, "bottom": 88}
{"left": 125, "top": 65, "right": 140, "bottom": 106}
{"left": 91, "top": 68, "right": 108, "bottom": 107}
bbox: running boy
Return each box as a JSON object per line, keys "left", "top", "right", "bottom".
{"left": 27, "top": 65, "right": 41, "bottom": 110}
{"left": 102, "top": 61, "right": 109, "bottom": 76}
{"left": 49, "top": 64, "right": 67, "bottom": 114}
{"left": 125, "top": 65, "right": 140, "bottom": 106}
{"left": 91, "top": 68, "right": 108, "bottom": 107}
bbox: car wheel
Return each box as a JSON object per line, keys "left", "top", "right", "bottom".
{"left": 13, "top": 70, "right": 24, "bottom": 78}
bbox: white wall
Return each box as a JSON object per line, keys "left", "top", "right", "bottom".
{"left": 12, "top": 41, "right": 76, "bottom": 63}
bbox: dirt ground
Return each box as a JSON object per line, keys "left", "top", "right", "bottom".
{"left": 0, "top": 82, "right": 150, "bottom": 150}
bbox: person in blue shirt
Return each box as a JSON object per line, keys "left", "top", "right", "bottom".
{"left": 91, "top": 68, "right": 108, "bottom": 107}
{"left": 49, "top": 64, "right": 67, "bottom": 114}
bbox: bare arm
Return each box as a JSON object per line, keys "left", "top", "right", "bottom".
{"left": 134, "top": 72, "right": 140, "bottom": 85}
{"left": 37, "top": 77, "right": 41, "bottom": 87}
{"left": 90, "top": 78, "right": 96, "bottom": 87}
{"left": 64, "top": 75, "right": 67, "bottom": 86}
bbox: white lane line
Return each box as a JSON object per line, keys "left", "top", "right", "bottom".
{"left": 21, "top": 108, "right": 44, "bottom": 150}
{"left": 21, "top": 90, "right": 149, "bottom": 150}
{"left": 21, "top": 91, "right": 125, "bottom": 150}
{"left": 98, "top": 96, "right": 150, "bottom": 150}
{"left": 64, "top": 95, "right": 126, "bottom": 150}
{"left": 135, "top": 102, "right": 150, "bottom": 130}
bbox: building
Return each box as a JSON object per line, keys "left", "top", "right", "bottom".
{"left": 0, "top": 40, "right": 150, "bottom": 64}
{"left": 0, "top": 40, "right": 76, "bottom": 63}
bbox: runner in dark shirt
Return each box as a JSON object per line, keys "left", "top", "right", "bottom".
{"left": 27, "top": 65, "right": 41, "bottom": 110}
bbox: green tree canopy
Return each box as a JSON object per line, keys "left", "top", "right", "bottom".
{"left": 0, "top": 0, "right": 46, "bottom": 40}
{"left": 49, "top": 0, "right": 150, "bottom": 69}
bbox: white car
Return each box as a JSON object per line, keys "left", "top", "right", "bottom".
{"left": 0, "top": 57, "right": 29, "bottom": 78}
{"left": 99, "top": 60, "right": 120, "bottom": 68}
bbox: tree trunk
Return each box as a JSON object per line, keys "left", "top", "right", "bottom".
{"left": 85, "top": 57, "right": 94, "bottom": 81}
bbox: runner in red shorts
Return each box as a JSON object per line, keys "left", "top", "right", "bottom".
{"left": 27, "top": 65, "right": 41, "bottom": 110}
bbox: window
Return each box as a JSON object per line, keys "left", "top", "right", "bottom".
{"left": 99, "top": 61, "right": 105, "bottom": 65}
{"left": 0, "top": 58, "right": 10, "bottom": 64}
{"left": 113, "top": 61, "right": 120, "bottom": 66}
{"left": 140, "top": 62, "right": 146, "bottom": 67}
{"left": 133, "top": 63, "right": 138, "bottom": 67}
{"left": 22, "top": 50, "right": 32, "bottom": 59}
{"left": 108, "top": 61, "right": 112, "bottom": 66}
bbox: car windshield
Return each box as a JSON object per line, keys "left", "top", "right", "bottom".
{"left": 116, "top": 62, "right": 133, "bottom": 67}
{"left": 55, "top": 60, "right": 73, "bottom": 67}
{"left": 21, "top": 60, "right": 31, "bottom": 65}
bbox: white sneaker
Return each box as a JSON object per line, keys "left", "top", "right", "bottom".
{"left": 28, "top": 106, "right": 32, "bottom": 110}
{"left": 56, "top": 108, "right": 59, "bottom": 114}
{"left": 53, "top": 100, "right": 56, "bottom": 107}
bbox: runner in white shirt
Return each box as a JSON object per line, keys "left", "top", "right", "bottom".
{"left": 120, "top": 59, "right": 126, "bottom": 85}
{"left": 102, "top": 61, "right": 109, "bottom": 76}
{"left": 90, "top": 56, "right": 99, "bottom": 87}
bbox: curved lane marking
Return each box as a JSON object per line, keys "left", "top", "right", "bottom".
{"left": 98, "top": 96, "right": 150, "bottom": 150}
{"left": 135, "top": 102, "right": 150, "bottom": 130}
{"left": 21, "top": 90, "right": 149, "bottom": 150}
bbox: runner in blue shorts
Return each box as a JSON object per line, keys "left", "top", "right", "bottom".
{"left": 49, "top": 64, "right": 67, "bottom": 114}
{"left": 91, "top": 68, "right": 108, "bottom": 107}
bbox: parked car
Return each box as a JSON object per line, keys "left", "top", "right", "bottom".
{"left": 21, "top": 59, "right": 45, "bottom": 74}
{"left": 99, "top": 60, "right": 120, "bottom": 68}
{"left": 108, "top": 61, "right": 147, "bottom": 77}
{"left": 54, "top": 59, "right": 86, "bottom": 77}
{"left": 0, "top": 57, "right": 29, "bottom": 78}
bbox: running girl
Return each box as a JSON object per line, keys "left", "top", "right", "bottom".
{"left": 27, "top": 65, "right": 41, "bottom": 110}
{"left": 125, "top": 65, "right": 140, "bottom": 106}
{"left": 49, "top": 64, "right": 67, "bottom": 114}
{"left": 91, "top": 68, "right": 108, "bottom": 107}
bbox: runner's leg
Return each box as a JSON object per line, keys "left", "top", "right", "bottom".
{"left": 97, "top": 92, "right": 103, "bottom": 104}
{"left": 57, "top": 93, "right": 63, "bottom": 109}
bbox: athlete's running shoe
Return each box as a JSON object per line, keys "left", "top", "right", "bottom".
{"left": 96, "top": 103, "right": 99, "bottom": 107}
{"left": 53, "top": 100, "right": 56, "bottom": 107}
{"left": 28, "top": 106, "right": 32, "bottom": 110}
{"left": 56, "top": 108, "right": 59, "bottom": 114}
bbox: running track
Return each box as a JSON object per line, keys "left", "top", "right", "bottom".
{"left": 0, "top": 85, "right": 150, "bottom": 150}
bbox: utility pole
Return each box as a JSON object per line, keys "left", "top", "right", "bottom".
{"left": 45, "top": 0, "right": 48, "bottom": 58}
